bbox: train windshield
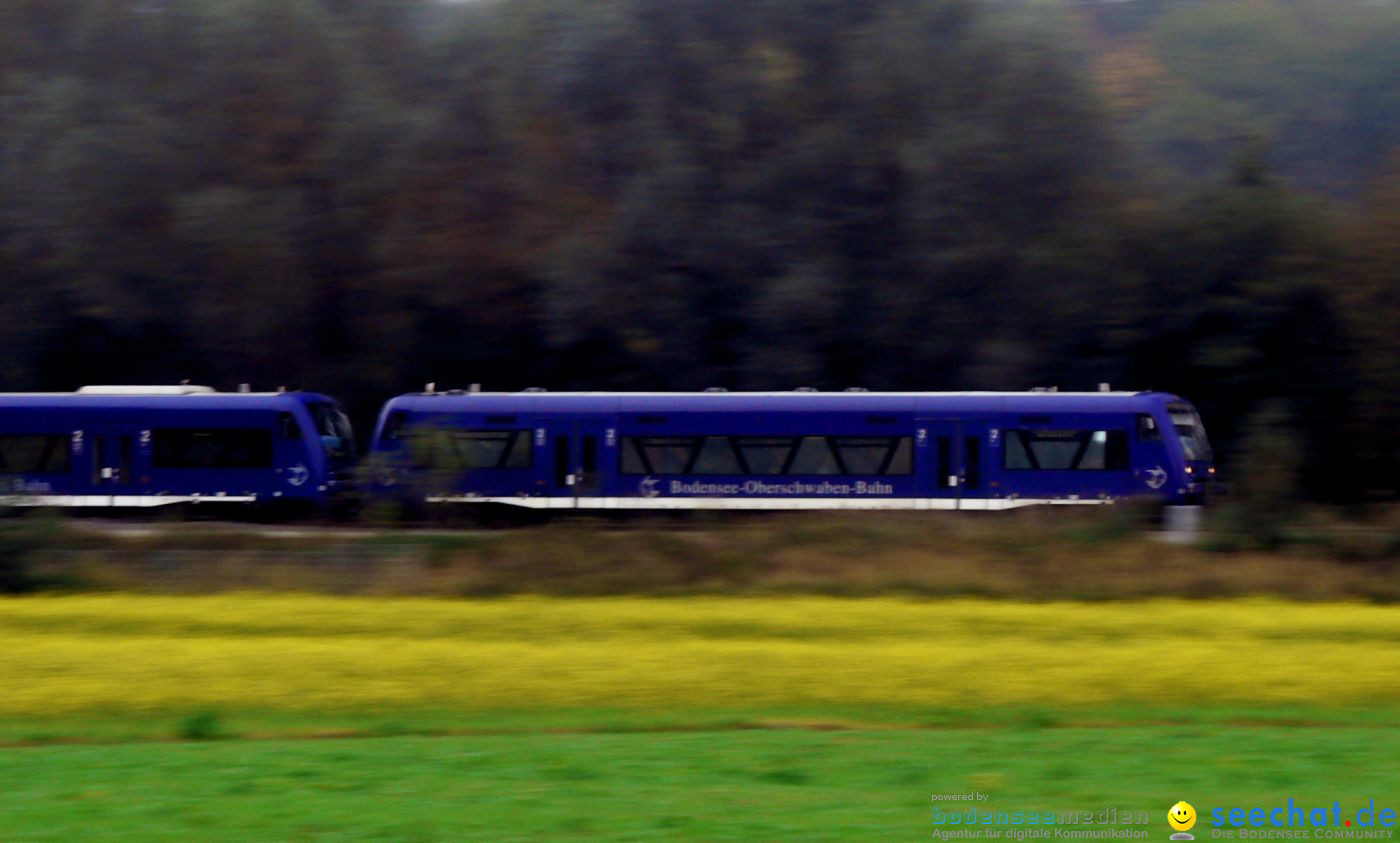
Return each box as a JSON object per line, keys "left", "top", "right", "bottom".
{"left": 1167, "top": 403, "right": 1212, "bottom": 461}
{"left": 311, "top": 403, "right": 355, "bottom": 459}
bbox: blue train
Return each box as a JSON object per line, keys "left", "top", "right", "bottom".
{"left": 368, "top": 388, "right": 1215, "bottom": 511}
{"left": 0, "top": 386, "right": 354, "bottom": 511}
{"left": 0, "top": 385, "right": 1214, "bottom": 513}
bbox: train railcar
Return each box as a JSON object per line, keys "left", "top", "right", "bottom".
{"left": 368, "top": 388, "right": 1214, "bottom": 511}
{"left": 0, "top": 386, "right": 354, "bottom": 511}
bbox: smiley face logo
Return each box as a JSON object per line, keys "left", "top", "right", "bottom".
{"left": 1168, "top": 802, "right": 1196, "bottom": 833}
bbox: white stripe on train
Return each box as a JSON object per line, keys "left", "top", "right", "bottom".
{"left": 0, "top": 495, "right": 259, "bottom": 507}
{"left": 422, "top": 496, "right": 1113, "bottom": 510}
{"left": 1, "top": 494, "right": 1114, "bottom": 510}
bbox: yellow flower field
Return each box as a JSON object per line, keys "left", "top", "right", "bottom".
{"left": 2, "top": 595, "right": 1399, "bottom": 715}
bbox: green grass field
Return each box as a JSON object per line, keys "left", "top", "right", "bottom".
{"left": 5, "top": 727, "right": 1400, "bottom": 841}
{"left": 3, "top": 593, "right": 1399, "bottom": 841}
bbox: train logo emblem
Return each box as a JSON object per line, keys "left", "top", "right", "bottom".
{"left": 1144, "top": 466, "right": 1168, "bottom": 490}
{"left": 639, "top": 476, "right": 660, "bottom": 498}
{"left": 286, "top": 464, "right": 310, "bottom": 487}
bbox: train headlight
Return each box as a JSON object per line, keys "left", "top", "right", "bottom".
{"left": 1185, "top": 465, "right": 1194, "bottom": 474}
{"left": 1208, "top": 466, "right": 1216, "bottom": 475}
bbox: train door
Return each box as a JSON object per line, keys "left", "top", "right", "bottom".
{"left": 957, "top": 420, "right": 994, "bottom": 509}
{"left": 922, "top": 419, "right": 959, "bottom": 509}
{"left": 546, "top": 418, "right": 610, "bottom": 508}
{"left": 921, "top": 419, "right": 993, "bottom": 510}
{"left": 85, "top": 422, "right": 145, "bottom": 502}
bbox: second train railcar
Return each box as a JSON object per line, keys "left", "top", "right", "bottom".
{"left": 0, "top": 385, "right": 355, "bottom": 510}
{"left": 368, "top": 389, "right": 1214, "bottom": 511}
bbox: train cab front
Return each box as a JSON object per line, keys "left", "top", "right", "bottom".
{"left": 309, "top": 400, "right": 358, "bottom": 509}
{"left": 1168, "top": 401, "right": 1217, "bottom": 503}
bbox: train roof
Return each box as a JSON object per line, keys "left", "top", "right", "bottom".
{"left": 382, "top": 390, "right": 1186, "bottom": 415}
{"left": 0, "top": 388, "right": 335, "bottom": 410}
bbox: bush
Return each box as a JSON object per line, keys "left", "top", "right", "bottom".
{"left": 0, "top": 512, "right": 67, "bottom": 593}
{"left": 178, "top": 710, "right": 224, "bottom": 741}
{"left": 1216, "top": 401, "right": 1305, "bottom": 548}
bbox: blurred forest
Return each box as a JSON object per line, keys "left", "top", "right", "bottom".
{"left": 1, "top": 0, "right": 1398, "bottom": 500}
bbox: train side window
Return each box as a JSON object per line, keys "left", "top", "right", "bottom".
{"left": 152, "top": 429, "right": 274, "bottom": 469}
{"left": 1005, "top": 432, "right": 1033, "bottom": 469}
{"left": 0, "top": 434, "right": 72, "bottom": 474}
{"left": 406, "top": 429, "right": 533, "bottom": 469}
{"left": 503, "top": 431, "right": 531, "bottom": 468}
{"left": 1106, "top": 430, "right": 1129, "bottom": 470}
{"left": 620, "top": 434, "right": 911, "bottom": 476}
{"left": 621, "top": 438, "right": 649, "bottom": 474}
{"left": 736, "top": 437, "right": 796, "bottom": 475}
{"left": 1079, "top": 431, "right": 1110, "bottom": 469}
{"left": 1004, "top": 430, "right": 1128, "bottom": 471}
{"left": 691, "top": 437, "right": 743, "bottom": 474}
{"left": 789, "top": 437, "right": 841, "bottom": 475}
{"left": 453, "top": 432, "right": 492, "bottom": 468}
{"left": 640, "top": 437, "right": 694, "bottom": 474}
{"left": 1024, "top": 430, "right": 1080, "bottom": 470}
{"left": 381, "top": 412, "right": 407, "bottom": 441}
{"left": 885, "top": 437, "right": 913, "bottom": 475}
{"left": 279, "top": 412, "right": 302, "bottom": 440}
{"left": 443, "top": 430, "right": 532, "bottom": 469}
{"left": 832, "top": 438, "right": 889, "bottom": 474}
{"left": 1137, "top": 414, "right": 1161, "bottom": 441}
{"left": 825, "top": 437, "right": 914, "bottom": 475}
{"left": 408, "top": 431, "right": 442, "bottom": 469}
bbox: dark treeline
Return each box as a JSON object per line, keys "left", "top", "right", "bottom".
{"left": 1, "top": 0, "right": 1398, "bottom": 501}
